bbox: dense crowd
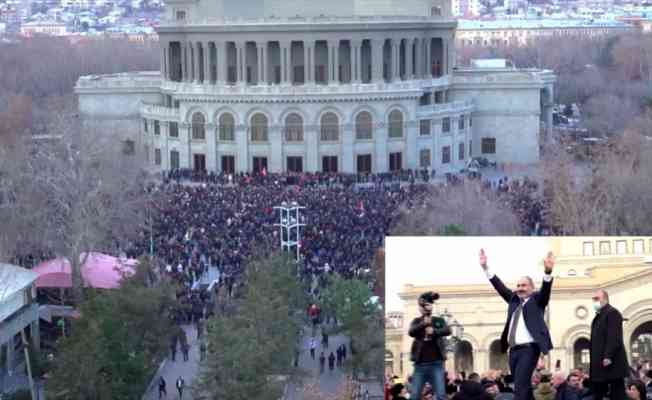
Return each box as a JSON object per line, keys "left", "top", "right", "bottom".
{"left": 386, "top": 364, "right": 652, "bottom": 400}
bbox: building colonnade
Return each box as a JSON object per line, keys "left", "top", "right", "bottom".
{"left": 161, "top": 36, "right": 453, "bottom": 85}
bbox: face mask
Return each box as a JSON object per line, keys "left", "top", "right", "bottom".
{"left": 593, "top": 301, "right": 602, "bottom": 312}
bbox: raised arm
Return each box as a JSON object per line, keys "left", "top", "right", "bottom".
{"left": 537, "top": 252, "right": 555, "bottom": 308}
{"left": 480, "top": 249, "right": 513, "bottom": 303}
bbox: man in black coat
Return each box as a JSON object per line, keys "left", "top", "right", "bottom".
{"left": 480, "top": 249, "right": 555, "bottom": 400}
{"left": 408, "top": 291, "right": 452, "bottom": 400}
{"left": 590, "top": 289, "right": 628, "bottom": 400}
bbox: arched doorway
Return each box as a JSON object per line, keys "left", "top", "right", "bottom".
{"left": 385, "top": 350, "right": 394, "bottom": 375}
{"left": 489, "top": 340, "right": 509, "bottom": 372}
{"left": 573, "top": 338, "right": 591, "bottom": 370}
{"left": 630, "top": 321, "right": 652, "bottom": 364}
{"left": 455, "top": 340, "right": 474, "bottom": 373}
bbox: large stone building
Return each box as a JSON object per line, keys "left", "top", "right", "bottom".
{"left": 456, "top": 18, "right": 635, "bottom": 48}
{"left": 386, "top": 237, "right": 652, "bottom": 379}
{"left": 75, "top": 0, "right": 554, "bottom": 174}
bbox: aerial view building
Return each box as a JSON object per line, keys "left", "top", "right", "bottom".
{"left": 75, "top": 0, "right": 555, "bottom": 174}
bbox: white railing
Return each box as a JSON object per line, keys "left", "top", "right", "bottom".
{"left": 417, "top": 100, "right": 475, "bottom": 117}
{"left": 140, "top": 103, "right": 180, "bottom": 119}
{"left": 75, "top": 72, "right": 161, "bottom": 90}
{"left": 160, "top": 77, "right": 450, "bottom": 97}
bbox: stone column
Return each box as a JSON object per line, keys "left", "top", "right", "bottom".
{"left": 391, "top": 39, "right": 400, "bottom": 81}
{"left": 260, "top": 42, "right": 268, "bottom": 84}
{"left": 161, "top": 45, "right": 166, "bottom": 80}
{"left": 406, "top": 38, "right": 414, "bottom": 80}
{"left": 203, "top": 42, "right": 210, "bottom": 84}
{"left": 236, "top": 42, "right": 244, "bottom": 84}
{"left": 280, "top": 41, "right": 291, "bottom": 85}
{"left": 351, "top": 39, "right": 361, "bottom": 83}
{"left": 236, "top": 123, "right": 248, "bottom": 171}
{"left": 206, "top": 123, "right": 216, "bottom": 171}
{"left": 257, "top": 42, "right": 264, "bottom": 85}
{"left": 194, "top": 42, "right": 201, "bottom": 83}
{"left": 342, "top": 121, "right": 354, "bottom": 173}
{"left": 414, "top": 39, "right": 421, "bottom": 78}
{"left": 218, "top": 42, "right": 228, "bottom": 85}
{"left": 181, "top": 43, "right": 187, "bottom": 82}
{"left": 425, "top": 38, "right": 432, "bottom": 78}
{"left": 304, "top": 41, "right": 314, "bottom": 85}
{"left": 328, "top": 40, "right": 338, "bottom": 84}
{"left": 371, "top": 38, "right": 384, "bottom": 83}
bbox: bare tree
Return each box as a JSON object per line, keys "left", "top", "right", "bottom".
{"left": 1, "top": 114, "right": 150, "bottom": 302}
{"left": 391, "top": 183, "right": 521, "bottom": 235}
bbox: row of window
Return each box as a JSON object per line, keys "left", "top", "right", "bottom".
{"left": 582, "top": 239, "right": 651, "bottom": 256}
{"left": 145, "top": 112, "right": 471, "bottom": 143}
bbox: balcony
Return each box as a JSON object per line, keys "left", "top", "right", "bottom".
{"left": 140, "top": 103, "right": 180, "bottom": 120}
{"left": 417, "top": 99, "right": 475, "bottom": 118}
{"left": 159, "top": 15, "right": 456, "bottom": 28}
{"left": 160, "top": 77, "right": 451, "bottom": 99}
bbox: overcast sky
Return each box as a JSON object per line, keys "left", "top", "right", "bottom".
{"left": 385, "top": 237, "right": 551, "bottom": 313}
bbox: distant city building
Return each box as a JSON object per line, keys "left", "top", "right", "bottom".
{"left": 452, "top": 0, "right": 481, "bottom": 17}
{"left": 457, "top": 18, "right": 636, "bottom": 47}
{"left": 75, "top": 0, "right": 555, "bottom": 174}
{"left": 0, "top": 21, "right": 6, "bottom": 34}
{"left": 20, "top": 19, "right": 67, "bottom": 36}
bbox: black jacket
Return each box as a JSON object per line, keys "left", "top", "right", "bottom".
{"left": 489, "top": 275, "right": 554, "bottom": 354}
{"left": 452, "top": 381, "right": 494, "bottom": 400}
{"left": 589, "top": 303, "right": 629, "bottom": 382}
{"left": 409, "top": 314, "right": 451, "bottom": 363}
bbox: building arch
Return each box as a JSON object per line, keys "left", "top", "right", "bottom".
{"left": 454, "top": 340, "right": 474, "bottom": 373}
{"left": 190, "top": 111, "right": 206, "bottom": 140}
{"left": 481, "top": 332, "right": 503, "bottom": 351}
{"left": 560, "top": 324, "right": 592, "bottom": 349}
{"left": 319, "top": 111, "right": 341, "bottom": 142}
{"left": 314, "top": 106, "right": 345, "bottom": 127}
{"left": 213, "top": 106, "right": 241, "bottom": 126}
{"left": 283, "top": 112, "right": 304, "bottom": 142}
{"left": 184, "top": 106, "right": 208, "bottom": 124}
{"left": 489, "top": 339, "right": 509, "bottom": 372}
{"left": 249, "top": 112, "right": 269, "bottom": 142}
{"left": 355, "top": 110, "right": 374, "bottom": 140}
{"left": 217, "top": 112, "right": 237, "bottom": 141}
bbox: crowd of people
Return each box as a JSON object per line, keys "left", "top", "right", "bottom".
{"left": 386, "top": 365, "right": 652, "bottom": 400}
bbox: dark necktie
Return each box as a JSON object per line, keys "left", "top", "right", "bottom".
{"left": 508, "top": 301, "right": 523, "bottom": 348}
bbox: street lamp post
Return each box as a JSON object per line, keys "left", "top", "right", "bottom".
{"left": 274, "top": 201, "right": 306, "bottom": 262}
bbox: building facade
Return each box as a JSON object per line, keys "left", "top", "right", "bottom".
{"left": 456, "top": 18, "right": 635, "bottom": 48}
{"left": 385, "top": 237, "right": 652, "bottom": 379}
{"left": 75, "top": 0, "right": 554, "bottom": 174}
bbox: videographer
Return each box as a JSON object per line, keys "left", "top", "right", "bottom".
{"left": 409, "top": 291, "right": 452, "bottom": 400}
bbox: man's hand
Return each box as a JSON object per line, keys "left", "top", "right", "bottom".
{"left": 480, "top": 249, "right": 488, "bottom": 270}
{"left": 425, "top": 326, "right": 434, "bottom": 335}
{"left": 543, "top": 251, "right": 555, "bottom": 274}
{"left": 603, "top": 358, "right": 612, "bottom": 367}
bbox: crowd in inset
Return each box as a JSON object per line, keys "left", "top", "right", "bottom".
{"left": 386, "top": 365, "right": 652, "bottom": 400}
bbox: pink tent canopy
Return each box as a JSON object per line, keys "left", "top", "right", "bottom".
{"left": 33, "top": 252, "right": 138, "bottom": 289}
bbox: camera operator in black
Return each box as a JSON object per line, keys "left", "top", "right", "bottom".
{"left": 409, "top": 291, "right": 452, "bottom": 400}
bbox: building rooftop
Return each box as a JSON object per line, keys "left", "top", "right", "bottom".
{"left": 0, "top": 263, "right": 38, "bottom": 304}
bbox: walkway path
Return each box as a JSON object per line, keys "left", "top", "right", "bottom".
{"left": 285, "top": 323, "right": 351, "bottom": 400}
{"left": 143, "top": 324, "right": 201, "bottom": 400}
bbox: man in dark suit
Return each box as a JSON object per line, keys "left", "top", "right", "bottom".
{"left": 409, "top": 291, "right": 452, "bottom": 400}
{"left": 480, "top": 249, "right": 556, "bottom": 400}
{"left": 590, "top": 289, "right": 628, "bottom": 400}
